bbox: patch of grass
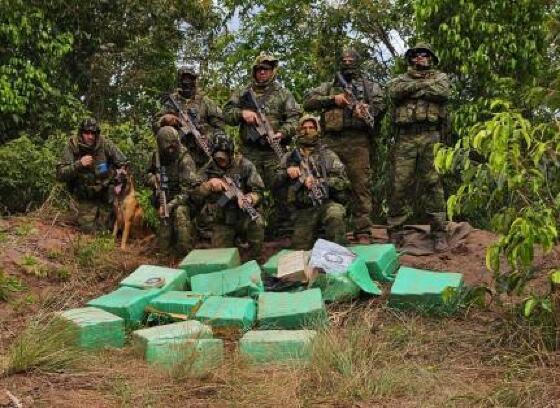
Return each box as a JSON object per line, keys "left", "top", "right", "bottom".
{"left": 46, "top": 248, "right": 63, "bottom": 260}
{"left": 0, "top": 231, "right": 7, "bottom": 243}
{"left": 14, "top": 222, "right": 37, "bottom": 237}
{"left": 2, "top": 314, "right": 83, "bottom": 376}
{"left": 110, "top": 374, "right": 134, "bottom": 407}
{"left": 0, "top": 269, "right": 25, "bottom": 301}
{"left": 18, "top": 254, "right": 48, "bottom": 278}
{"left": 73, "top": 234, "right": 115, "bottom": 268}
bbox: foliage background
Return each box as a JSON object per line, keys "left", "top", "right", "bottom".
{"left": 1, "top": 0, "right": 560, "bottom": 290}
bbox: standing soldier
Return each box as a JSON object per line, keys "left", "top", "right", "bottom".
{"left": 146, "top": 126, "right": 199, "bottom": 256}
{"left": 192, "top": 133, "right": 265, "bottom": 259}
{"left": 387, "top": 42, "right": 451, "bottom": 251}
{"left": 274, "top": 115, "right": 350, "bottom": 249}
{"left": 57, "top": 118, "right": 127, "bottom": 233}
{"left": 303, "top": 48, "right": 385, "bottom": 241}
{"left": 156, "top": 66, "right": 224, "bottom": 168}
{"left": 223, "top": 52, "right": 301, "bottom": 236}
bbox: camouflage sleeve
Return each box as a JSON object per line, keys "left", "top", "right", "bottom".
{"left": 303, "top": 82, "right": 336, "bottom": 112}
{"left": 273, "top": 151, "right": 291, "bottom": 188}
{"left": 145, "top": 152, "right": 157, "bottom": 188}
{"left": 366, "top": 81, "right": 386, "bottom": 116}
{"left": 222, "top": 89, "right": 243, "bottom": 126}
{"left": 388, "top": 75, "right": 426, "bottom": 101}
{"left": 172, "top": 152, "right": 200, "bottom": 205}
{"left": 244, "top": 160, "right": 265, "bottom": 205}
{"left": 278, "top": 91, "right": 302, "bottom": 140}
{"left": 56, "top": 142, "right": 80, "bottom": 182}
{"left": 103, "top": 139, "right": 128, "bottom": 169}
{"left": 324, "top": 150, "right": 350, "bottom": 192}
{"left": 203, "top": 96, "right": 225, "bottom": 130}
{"left": 412, "top": 72, "right": 451, "bottom": 102}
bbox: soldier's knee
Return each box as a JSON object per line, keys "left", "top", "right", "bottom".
{"left": 324, "top": 203, "right": 346, "bottom": 222}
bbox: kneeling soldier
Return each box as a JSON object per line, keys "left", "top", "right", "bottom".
{"left": 147, "top": 126, "right": 199, "bottom": 256}
{"left": 193, "top": 132, "right": 265, "bottom": 259}
{"left": 275, "top": 115, "right": 350, "bottom": 249}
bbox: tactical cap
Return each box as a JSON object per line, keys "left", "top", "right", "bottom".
{"left": 405, "top": 42, "right": 439, "bottom": 65}
{"left": 298, "top": 114, "right": 321, "bottom": 134}
{"left": 212, "top": 131, "right": 234, "bottom": 154}
{"left": 177, "top": 66, "right": 198, "bottom": 79}
{"left": 252, "top": 52, "right": 279, "bottom": 70}
{"left": 79, "top": 117, "right": 100, "bottom": 135}
{"left": 156, "top": 126, "right": 179, "bottom": 151}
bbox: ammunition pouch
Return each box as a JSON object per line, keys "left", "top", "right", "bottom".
{"left": 324, "top": 108, "right": 344, "bottom": 132}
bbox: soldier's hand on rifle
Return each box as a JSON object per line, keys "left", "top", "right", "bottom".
{"left": 304, "top": 176, "right": 316, "bottom": 189}
{"left": 287, "top": 166, "right": 301, "bottom": 180}
{"left": 237, "top": 193, "right": 253, "bottom": 209}
{"left": 333, "top": 93, "right": 350, "bottom": 107}
{"left": 241, "top": 109, "right": 259, "bottom": 125}
{"left": 80, "top": 155, "right": 94, "bottom": 168}
{"left": 354, "top": 102, "right": 370, "bottom": 119}
{"left": 207, "top": 178, "right": 228, "bottom": 192}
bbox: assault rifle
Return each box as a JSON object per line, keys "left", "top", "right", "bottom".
{"left": 214, "top": 175, "right": 260, "bottom": 221}
{"left": 336, "top": 72, "right": 376, "bottom": 130}
{"left": 289, "top": 148, "right": 328, "bottom": 207}
{"left": 154, "top": 150, "right": 170, "bottom": 224}
{"left": 165, "top": 95, "right": 212, "bottom": 158}
{"left": 240, "top": 88, "right": 285, "bottom": 160}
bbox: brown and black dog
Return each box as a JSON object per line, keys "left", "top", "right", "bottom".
{"left": 113, "top": 165, "right": 144, "bottom": 249}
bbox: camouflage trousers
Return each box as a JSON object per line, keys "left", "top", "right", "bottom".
{"left": 387, "top": 130, "right": 446, "bottom": 231}
{"left": 210, "top": 209, "right": 265, "bottom": 259}
{"left": 71, "top": 197, "right": 112, "bottom": 233}
{"left": 325, "top": 131, "right": 373, "bottom": 232}
{"left": 291, "top": 202, "right": 347, "bottom": 250}
{"left": 158, "top": 204, "right": 194, "bottom": 257}
{"left": 241, "top": 146, "right": 292, "bottom": 237}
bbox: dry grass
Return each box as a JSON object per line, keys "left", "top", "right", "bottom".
{"left": 1, "top": 313, "right": 83, "bottom": 376}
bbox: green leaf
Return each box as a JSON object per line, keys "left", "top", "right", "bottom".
{"left": 523, "top": 297, "right": 537, "bottom": 317}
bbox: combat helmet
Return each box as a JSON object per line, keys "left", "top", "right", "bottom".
{"left": 177, "top": 66, "right": 198, "bottom": 81}
{"left": 405, "top": 42, "right": 439, "bottom": 65}
{"left": 212, "top": 131, "right": 235, "bottom": 154}
{"left": 79, "top": 117, "right": 100, "bottom": 135}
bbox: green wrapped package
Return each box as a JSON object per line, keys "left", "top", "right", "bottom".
{"left": 190, "top": 260, "right": 264, "bottom": 297}
{"left": 119, "top": 265, "right": 187, "bottom": 292}
{"left": 389, "top": 266, "right": 464, "bottom": 311}
{"left": 58, "top": 307, "right": 125, "bottom": 350}
{"left": 87, "top": 286, "right": 162, "bottom": 326}
{"left": 239, "top": 330, "right": 316, "bottom": 363}
{"left": 195, "top": 296, "right": 256, "bottom": 330}
{"left": 257, "top": 289, "right": 328, "bottom": 329}
{"left": 347, "top": 244, "right": 399, "bottom": 282}
{"left": 179, "top": 248, "right": 241, "bottom": 281}
{"left": 132, "top": 321, "right": 219, "bottom": 373}
{"left": 147, "top": 291, "right": 206, "bottom": 318}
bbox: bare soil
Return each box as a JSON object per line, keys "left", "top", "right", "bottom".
{"left": 1, "top": 216, "right": 560, "bottom": 407}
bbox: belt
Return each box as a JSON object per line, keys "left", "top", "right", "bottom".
{"left": 398, "top": 123, "right": 439, "bottom": 134}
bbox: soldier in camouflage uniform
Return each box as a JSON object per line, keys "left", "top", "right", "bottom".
{"left": 57, "top": 118, "right": 127, "bottom": 233}
{"left": 146, "top": 126, "right": 199, "bottom": 256}
{"left": 275, "top": 115, "right": 350, "bottom": 249}
{"left": 303, "top": 48, "right": 385, "bottom": 240}
{"left": 192, "top": 133, "right": 265, "bottom": 259}
{"left": 156, "top": 67, "right": 224, "bottom": 168}
{"left": 387, "top": 42, "right": 451, "bottom": 251}
{"left": 223, "top": 53, "right": 301, "bottom": 236}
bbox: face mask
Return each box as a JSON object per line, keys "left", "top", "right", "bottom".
{"left": 179, "top": 77, "right": 196, "bottom": 98}
{"left": 213, "top": 151, "right": 230, "bottom": 168}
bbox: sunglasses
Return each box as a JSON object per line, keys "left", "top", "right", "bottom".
{"left": 412, "top": 52, "right": 430, "bottom": 58}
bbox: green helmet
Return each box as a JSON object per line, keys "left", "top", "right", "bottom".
{"left": 79, "top": 117, "right": 100, "bottom": 135}
{"left": 177, "top": 66, "right": 198, "bottom": 80}
{"left": 156, "top": 126, "right": 179, "bottom": 152}
{"left": 212, "top": 131, "right": 234, "bottom": 154}
{"left": 405, "top": 42, "right": 439, "bottom": 65}
{"left": 252, "top": 52, "right": 279, "bottom": 85}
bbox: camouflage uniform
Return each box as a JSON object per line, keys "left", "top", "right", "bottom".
{"left": 387, "top": 43, "right": 450, "bottom": 235}
{"left": 56, "top": 119, "right": 127, "bottom": 233}
{"left": 156, "top": 68, "right": 224, "bottom": 168}
{"left": 303, "top": 50, "right": 385, "bottom": 234}
{"left": 192, "top": 141, "right": 265, "bottom": 259}
{"left": 223, "top": 53, "right": 301, "bottom": 236}
{"left": 147, "top": 127, "right": 199, "bottom": 256}
{"left": 275, "top": 116, "right": 350, "bottom": 249}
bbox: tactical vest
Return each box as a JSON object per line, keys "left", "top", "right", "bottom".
{"left": 323, "top": 79, "right": 370, "bottom": 133}
{"left": 68, "top": 137, "right": 113, "bottom": 199}
{"left": 394, "top": 98, "right": 447, "bottom": 125}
